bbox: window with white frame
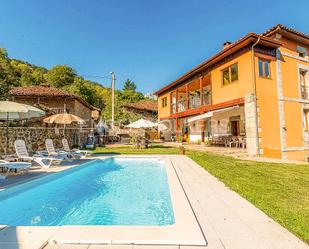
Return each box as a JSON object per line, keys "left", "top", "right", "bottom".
{"left": 297, "top": 46, "right": 307, "bottom": 58}
{"left": 303, "top": 109, "right": 309, "bottom": 133}
{"left": 300, "top": 69, "right": 308, "bottom": 100}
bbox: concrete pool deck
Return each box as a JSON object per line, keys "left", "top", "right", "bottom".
{"left": 0, "top": 155, "right": 308, "bottom": 249}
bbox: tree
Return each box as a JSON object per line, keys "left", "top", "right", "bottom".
{"left": 123, "top": 79, "right": 137, "bottom": 91}
{"left": 45, "top": 65, "right": 76, "bottom": 88}
{"left": 32, "top": 68, "right": 47, "bottom": 85}
{"left": 0, "top": 48, "right": 19, "bottom": 100}
{"left": 0, "top": 47, "right": 156, "bottom": 125}
{"left": 120, "top": 90, "right": 144, "bottom": 103}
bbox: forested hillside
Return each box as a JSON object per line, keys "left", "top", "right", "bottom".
{"left": 0, "top": 48, "right": 147, "bottom": 123}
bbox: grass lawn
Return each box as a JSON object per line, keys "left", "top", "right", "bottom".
{"left": 94, "top": 145, "right": 309, "bottom": 243}
{"left": 186, "top": 151, "right": 309, "bottom": 244}
{"left": 94, "top": 144, "right": 180, "bottom": 155}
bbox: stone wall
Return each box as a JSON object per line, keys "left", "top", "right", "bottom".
{"left": 0, "top": 127, "right": 91, "bottom": 155}
{"left": 244, "top": 93, "right": 259, "bottom": 156}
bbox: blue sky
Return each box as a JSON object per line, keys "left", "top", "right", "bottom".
{"left": 0, "top": 0, "right": 308, "bottom": 93}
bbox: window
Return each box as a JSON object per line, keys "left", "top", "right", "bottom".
{"left": 258, "top": 59, "right": 271, "bottom": 78}
{"left": 162, "top": 97, "right": 167, "bottom": 108}
{"left": 303, "top": 109, "right": 309, "bottom": 132}
{"left": 300, "top": 69, "right": 307, "bottom": 86}
{"left": 297, "top": 46, "right": 307, "bottom": 58}
{"left": 300, "top": 69, "right": 308, "bottom": 100}
{"left": 222, "top": 63, "right": 238, "bottom": 85}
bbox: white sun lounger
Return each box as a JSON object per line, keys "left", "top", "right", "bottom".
{"left": 0, "top": 160, "right": 31, "bottom": 180}
{"left": 62, "top": 138, "right": 90, "bottom": 159}
{"left": 14, "top": 140, "right": 62, "bottom": 169}
{"left": 45, "top": 139, "right": 70, "bottom": 160}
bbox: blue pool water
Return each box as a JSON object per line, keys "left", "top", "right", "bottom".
{"left": 0, "top": 158, "right": 175, "bottom": 226}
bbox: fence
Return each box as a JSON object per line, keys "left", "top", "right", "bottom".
{"left": 0, "top": 127, "right": 91, "bottom": 154}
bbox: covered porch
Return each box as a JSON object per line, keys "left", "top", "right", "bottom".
{"left": 176, "top": 105, "right": 246, "bottom": 148}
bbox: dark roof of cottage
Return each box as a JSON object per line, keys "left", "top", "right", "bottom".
{"left": 10, "top": 85, "right": 100, "bottom": 111}
{"left": 10, "top": 85, "right": 74, "bottom": 98}
{"left": 122, "top": 100, "right": 158, "bottom": 112}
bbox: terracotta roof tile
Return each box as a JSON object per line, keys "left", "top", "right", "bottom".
{"left": 262, "top": 24, "right": 309, "bottom": 40}
{"left": 10, "top": 85, "right": 100, "bottom": 111}
{"left": 154, "top": 32, "right": 281, "bottom": 95}
{"left": 10, "top": 85, "right": 74, "bottom": 97}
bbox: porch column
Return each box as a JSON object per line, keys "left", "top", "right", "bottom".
{"left": 199, "top": 77, "right": 203, "bottom": 106}
{"left": 201, "top": 119, "right": 205, "bottom": 143}
{"left": 175, "top": 89, "right": 178, "bottom": 113}
{"left": 186, "top": 84, "right": 189, "bottom": 110}
{"left": 176, "top": 117, "right": 179, "bottom": 138}
{"left": 170, "top": 92, "right": 173, "bottom": 114}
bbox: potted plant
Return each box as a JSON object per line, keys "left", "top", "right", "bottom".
{"left": 177, "top": 135, "right": 183, "bottom": 143}
{"left": 179, "top": 145, "right": 186, "bottom": 155}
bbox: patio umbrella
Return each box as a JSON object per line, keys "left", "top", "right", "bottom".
{"left": 125, "top": 118, "right": 157, "bottom": 129}
{"left": 43, "top": 113, "right": 85, "bottom": 137}
{"left": 157, "top": 122, "right": 168, "bottom": 131}
{"left": 0, "top": 101, "right": 45, "bottom": 155}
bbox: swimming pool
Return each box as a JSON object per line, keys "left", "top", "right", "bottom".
{"left": 0, "top": 158, "right": 175, "bottom": 226}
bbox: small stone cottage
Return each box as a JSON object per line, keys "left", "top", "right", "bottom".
{"left": 9, "top": 85, "right": 100, "bottom": 127}
{"left": 122, "top": 100, "right": 158, "bottom": 122}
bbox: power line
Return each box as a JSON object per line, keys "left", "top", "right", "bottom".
{"left": 81, "top": 75, "right": 111, "bottom": 79}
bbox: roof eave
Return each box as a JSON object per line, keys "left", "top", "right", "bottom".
{"left": 154, "top": 33, "right": 281, "bottom": 96}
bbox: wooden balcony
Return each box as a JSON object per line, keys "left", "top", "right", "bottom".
{"left": 170, "top": 74, "right": 212, "bottom": 115}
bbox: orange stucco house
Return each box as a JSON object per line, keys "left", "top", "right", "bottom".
{"left": 155, "top": 25, "right": 309, "bottom": 161}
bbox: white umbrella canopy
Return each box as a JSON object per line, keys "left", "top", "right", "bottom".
{"left": 0, "top": 101, "right": 45, "bottom": 120}
{"left": 157, "top": 122, "right": 168, "bottom": 131}
{"left": 0, "top": 101, "right": 45, "bottom": 155}
{"left": 43, "top": 113, "right": 85, "bottom": 125}
{"left": 126, "top": 118, "right": 157, "bottom": 129}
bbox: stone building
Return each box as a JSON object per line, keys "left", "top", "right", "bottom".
{"left": 122, "top": 100, "right": 158, "bottom": 122}
{"left": 9, "top": 85, "right": 100, "bottom": 127}
{"left": 155, "top": 24, "right": 309, "bottom": 161}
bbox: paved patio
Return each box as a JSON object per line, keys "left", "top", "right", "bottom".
{"left": 164, "top": 142, "right": 308, "bottom": 164}
{"left": 0, "top": 155, "right": 308, "bottom": 249}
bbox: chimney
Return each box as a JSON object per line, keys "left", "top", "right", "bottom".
{"left": 223, "top": 41, "right": 232, "bottom": 49}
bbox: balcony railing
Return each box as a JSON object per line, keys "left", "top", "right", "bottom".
{"left": 171, "top": 103, "right": 176, "bottom": 114}
{"left": 170, "top": 91, "right": 212, "bottom": 115}
{"left": 301, "top": 85, "right": 309, "bottom": 100}
{"left": 189, "top": 96, "right": 201, "bottom": 109}
{"left": 178, "top": 100, "right": 186, "bottom": 112}
{"left": 49, "top": 108, "right": 70, "bottom": 114}
{"left": 203, "top": 92, "right": 211, "bottom": 106}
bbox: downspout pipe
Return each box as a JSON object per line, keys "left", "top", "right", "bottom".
{"left": 251, "top": 36, "right": 261, "bottom": 156}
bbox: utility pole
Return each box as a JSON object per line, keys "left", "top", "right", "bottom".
{"left": 110, "top": 72, "right": 115, "bottom": 129}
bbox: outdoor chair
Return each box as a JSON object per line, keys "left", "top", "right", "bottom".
{"left": 226, "top": 137, "right": 239, "bottom": 148}
{"left": 238, "top": 137, "right": 246, "bottom": 148}
{"left": 14, "top": 139, "right": 63, "bottom": 169}
{"left": 62, "top": 138, "right": 90, "bottom": 158}
{"left": 45, "top": 139, "right": 71, "bottom": 161}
